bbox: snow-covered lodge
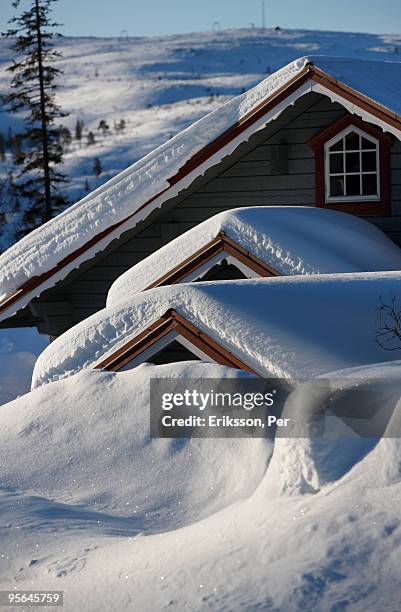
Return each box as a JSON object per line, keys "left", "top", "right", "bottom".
{"left": 2, "top": 55, "right": 401, "bottom": 350}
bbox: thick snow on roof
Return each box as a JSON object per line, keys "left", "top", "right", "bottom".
{"left": 33, "top": 272, "right": 401, "bottom": 388}
{"left": 313, "top": 56, "right": 401, "bottom": 117}
{"left": 2, "top": 55, "right": 401, "bottom": 309}
{"left": 107, "top": 207, "right": 401, "bottom": 305}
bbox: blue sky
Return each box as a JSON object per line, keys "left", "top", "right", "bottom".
{"left": 1, "top": 0, "right": 401, "bottom": 37}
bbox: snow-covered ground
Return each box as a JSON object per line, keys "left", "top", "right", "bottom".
{"left": 1, "top": 359, "right": 401, "bottom": 610}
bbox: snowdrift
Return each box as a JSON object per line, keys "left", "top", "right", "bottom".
{"left": 107, "top": 207, "right": 401, "bottom": 305}
{"left": 2, "top": 359, "right": 401, "bottom": 610}
{"left": 33, "top": 272, "right": 401, "bottom": 388}
{"left": 261, "top": 361, "right": 401, "bottom": 497}
{"left": 0, "top": 362, "right": 270, "bottom": 531}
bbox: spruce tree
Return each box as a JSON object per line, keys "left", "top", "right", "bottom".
{"left": 97, "top": 119, "right": 109, "bottom": 137}
{"left": 60, "top": 126, "right": 71, "bottom": 147}
{"left": 87, "top": 131, "right": 95, "bottom": 146}
{"left": 115, "top": 119, "right": 126, "bottom": 134}
{"left": 2, "top": 0, "right": 69, "bottom": 238}
{"left": 0, "top": 133, "right": 5, "bottom": 161}
{"left": 92, "top": 157, "right": 102, "bottom": 176}
{"left": 75, "top": 119, "right": 83, "bottom": 143}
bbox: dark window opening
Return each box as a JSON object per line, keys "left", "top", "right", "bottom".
{"left": 195, "top": 260, "right": 247, "bottom": 282}
{"left": 147, "top": 340, "right": 201, "bottom": 365}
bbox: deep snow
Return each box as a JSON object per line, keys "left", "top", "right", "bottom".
{"left": 0, "top": 362, "right": 270, "bottom": 529}
{"left": 1, "top": 360, "right": 401, "bottom": 610}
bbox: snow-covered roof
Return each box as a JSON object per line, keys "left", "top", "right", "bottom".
{"left": 32, "top": 271, "right": 401, "bottom": 389}
{"left": 107, "top": 207, "right": 401, "bottom": 305}
{"left": 306, "top": 56, "right": 401, "bottom": 119}
{"left": 2, "top": 55, "right": 401, "bottom": 321}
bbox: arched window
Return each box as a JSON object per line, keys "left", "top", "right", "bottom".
{"left": 309, "top": 115, "right": 391, "bottom": 216}
{"left": 325, "top": 126, "right": 379, "bottom": 202}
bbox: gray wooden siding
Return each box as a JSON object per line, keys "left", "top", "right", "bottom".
{"left": 37, "top": 91, "right": 401, "bottom": 336}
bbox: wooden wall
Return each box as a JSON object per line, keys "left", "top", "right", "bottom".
{"left": 32, "top": 92, "right": 401, "bottom": 336}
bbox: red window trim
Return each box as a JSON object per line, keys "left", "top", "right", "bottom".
{"left": 94, "top": 308, "right": 261, "bottom": 375}
{"left": 308, "top": 114, "right": 391, "bottom": 216}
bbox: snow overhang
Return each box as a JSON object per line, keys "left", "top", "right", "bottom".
{"left": 106, "top": 206, "right": 401, "bottom": 306}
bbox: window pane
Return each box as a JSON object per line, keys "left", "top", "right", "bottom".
{"left": 346, "top": 175, "right": 361, "bottom": 196}
{"left": 362, "top": 174, "right": 378, "bottom": 196}
{"left": 361, "top": 136, "right": 375, "bottom": 150}
{"left": 330, "top": 138, "right": 343, "bottom": 152}
{"left": 330, "top": 153, "right": 343, "bottom": 173}
{"left": 345, "top": 132, "right": 359, "bottom": 150}
{"left": 346, "top": 152, "right": 360, "bottom": 172}
{"left": 362, "top": 151, "right": 377, "bottom": 172}
{"left": 330, "top": 176, "right": 345, "bottom": 197}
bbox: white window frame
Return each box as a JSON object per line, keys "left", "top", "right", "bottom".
{"left": 324, "top": 125, "right": 380, "bottom": 203}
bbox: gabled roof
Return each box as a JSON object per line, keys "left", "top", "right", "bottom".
{"left": 2, "top": 55, "right": 401, "bottom": 322}
{"left": 32, "top": 271, "right": 401, "bottom": 389}
{"left": 106, "top": 207, "right": 401, "bottom": 306}
{"left": 94, "top": 308, "right": 260, "bottom": 375}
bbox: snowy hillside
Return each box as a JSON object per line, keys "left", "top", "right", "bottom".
{"left": 1, "top": 26, "right": 401, "bottom": 230}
